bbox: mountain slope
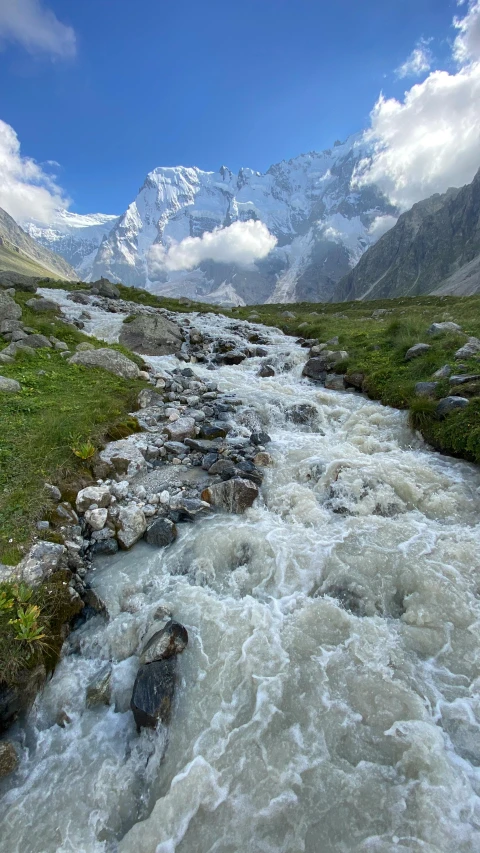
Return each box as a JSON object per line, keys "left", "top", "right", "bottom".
{"left": 0, "top": 208, "right": 76, "bottom": 281}
{"left": 25, "top": 210, "right": 120, "bottom": 281}
{"left": 332, "top": 169, "right": 480, "bottom": 302}
{"left": 25, "top": 137, "right": 395, "bottom": 305}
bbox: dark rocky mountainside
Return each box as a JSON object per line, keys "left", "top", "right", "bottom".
{"left": 333, "top": 169, "right": 480, "bottom": 302}
{"left": 0, "top": 208, "right": 76, "bottom": 281}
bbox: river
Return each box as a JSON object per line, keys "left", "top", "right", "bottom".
{"left": 1, "top": 306, "right": 480, "bottom": 853}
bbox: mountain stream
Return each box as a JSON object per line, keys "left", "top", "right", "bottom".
{"left": 1, "top": 304, "right": 480, "bottom": 852}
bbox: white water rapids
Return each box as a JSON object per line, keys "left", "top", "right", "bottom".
{"left": 2, "top": 304, "right": 480, "bottom": 852}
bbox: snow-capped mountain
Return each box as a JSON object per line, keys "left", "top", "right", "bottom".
{"left": 25, "top": 136, "right": 396, "bottom": 304}
{"left": 25, "top": 210, "right": 120, "bottom": 281}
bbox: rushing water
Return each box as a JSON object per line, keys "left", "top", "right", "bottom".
{"left": 2, "top": 307, "right": 480, "bottom": 853}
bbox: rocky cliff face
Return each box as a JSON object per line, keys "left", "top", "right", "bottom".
{"left": 24, "top": 137, "right": 395, "bottom": 305}
{"left": 333, "top": 169, "right": 480, "bottom": 302}
{"left": 0, "top": 208, "right": 76, "bottom": 281}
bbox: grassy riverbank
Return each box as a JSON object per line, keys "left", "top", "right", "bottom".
{"left": 233, "top": 294, "right": 480, "bottom": 464}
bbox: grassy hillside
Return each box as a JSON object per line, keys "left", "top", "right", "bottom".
{"left": 0, "top": 242, "right": 63, "bottom": 280}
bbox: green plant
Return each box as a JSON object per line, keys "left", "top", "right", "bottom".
{"left": 0, "top": 590, "right": 14, "bottom": 612}
{"left": 71, "top": 440, "right": 96, "bottom": 460}
{"left": 12, "top": 582, "right": 33, "bottom": 605}
{"left": 9, "top": 604, "right": 46, "bottom": 644}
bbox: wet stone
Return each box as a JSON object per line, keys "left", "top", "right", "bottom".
{"left": 250, "top": 431, "right": 271, "bottom": 446}
{"left": 131, "top": 658, "right": 177, "bottom": 729}
{"left": 144, "top": 517, "right": 177, "bottom": 547}
{"left": 86, "top": 664, "right": 112, "bottom": 707}
{"left": 0, "top": 741, "right": 18, "bottom": 777}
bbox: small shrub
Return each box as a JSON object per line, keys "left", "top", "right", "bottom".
{"left": 71, "top": 441, "right": 96, "bottom": 460}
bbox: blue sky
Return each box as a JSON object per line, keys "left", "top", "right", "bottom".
{"left": 0, "top": 0, "right": 469, "bottom": 215}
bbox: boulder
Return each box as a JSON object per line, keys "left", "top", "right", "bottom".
{"left": 414, "top": 382, "right": 438, "bottom": 398}
{"left": 15, "top": 542, "right": 67, "bottom": 586}
{"left": 258, "top": 363, "right": 275, "bottom": 378}
{"left": 0, "top": 741, "right": 18, "bottom": 777}
{"left": 76, "top": 485, "right": 111, "bottom": 512}
{"left": 76, "top": 342, "right": 95, "bottom": 352}
{"left": 250, "top": 431, "right": 271, "bottom": 446}
{"left": 0, "top": 291, "right": 21, "bottom": 323}
{"left": 0, "top": 271, "right": 37, "bottom": 292}
{"left": 324, "top": 374, "right": 345, "bottom": 391}
{"left": 199, "top": 424, "right": 228, "bottom": 440}
{"left": 165, "top": 417, "right": 196, "bottom": 442}
{"left": 427, "top": 322, "right": 462, "bottom": 335}
{"left": 138, "top": 388, "right": 164, "bottom": 409}
{"left": 436, "top": 396, "right": 470, "bottom": 419}
{"left": 91, "top": 278, "right": 120, "bottom": 299}
{"left": 85, "top": 507, "right": 108, "bottom": 531}
{"left": 0, "top": 319, "right": 23, "bottom": 334}
{"left": 455, "top": 337, "right": 480, "bottom": 359}
{"left": 449, "top": 374, "right": 480, "bottom": 386}
{"left": 254, "top": 451, "right": 273, "bottom": 466}
{"left": 86, "top": 664, "right": 112, "bottom": 707}
{"left": 302, "top": 356, "right": 328, "bottom": 381}
{"left": 343, "top": 372, "right": 365, "bottom": 390}
{"left": 405, "top": 343, "right": 431, "bottom": 361}
{"left": 144, "top": 517, "right": 177, "bottom": 547}
{"left": 432, "top": 364, "right": 452, "bottom": 380}
{"left": 119, "top": 314, "right": 183, "bottom": 355}
{"left": 68, "top": 292, "right": 91, "bottom": 305}
{"left": 23, "top": 334, "right": 52, "bottom": 349}
{"left": 117, "top": 506, "right": 147, "bottom": 549}
{"left": 131, "top": 620, "right": 188, "bottom": 729}
{"left": 99, "top": 439, "right": 148, "bottom": 479}
{"left": 221, "top": 350, "right": 247, "bottom": 365}
{"left": 202, "top": 477, "right": 259, "bottom": 513}
{"left": 25, "top": 297, "right": 59, "bottom": 313}
{"left": 281, "top": 311, "right": 296, "bottom": 319}
{"left": 286, "top": 403, "right": 318, "bottom": 424}
{"left": 69, "top": 348, "right": 140, "bottom": 380}
{"left": 0, "top": 376, "right": 21, "bottom": 393}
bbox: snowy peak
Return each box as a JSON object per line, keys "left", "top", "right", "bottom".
{"left": 24, "top": 135, "right": 396, "bottom": 304}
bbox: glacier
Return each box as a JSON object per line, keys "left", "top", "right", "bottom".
{"left": 24, "top": 135, "right": 396, "bottom": 304}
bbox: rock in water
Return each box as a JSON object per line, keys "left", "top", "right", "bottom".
{"left": 131, "top": 620, "right": 188, "bottom": 729}
{"left": 144, "top": 517, "right": 177, "bottom": 547}
{"left": 119, "top": 314, "right": 182, "bottom": 355}
{"left": 0, "top": 741, "right": 18, "bottom": 777}
{"left": 202, "top": 477, "right": 259, "bottom": 513}
{"left": 117, "top": 506, "right": 147, "bottom": 548}
{"left": 68, "top": 348, "right": 140, "bottom": 380}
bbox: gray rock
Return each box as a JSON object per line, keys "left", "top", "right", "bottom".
{"left": 92, "top": 538, "right": 119, "bottom": 556}
{"left": 324, "top": 374, "right": 345, "bottom": 391}
{"left": 258, "top": 363, "right": 275, "bottom": 378}
{"left": 69, "top": 348, "right": 140, "bottom": 380}
{"left": 44, "top": 482, "right": 61, "bottom": 501}
{"left": 432, "top": 364, "right": 452, "bottom": 379}
{"left": 286, "top": 403, "right": 318, "bottom": 424}
{"left": 250, "top": 431, "right": 271, "bottom": 446}
{"left": 0, "top": 376, "right": 21, "bottom": 393}
{"left": 91, "top": 278, "right": 120, "bottom": 299}
{"left": 109, "top": 480, "right": 129, "bottom": 500}
{"left": 427, "top": 322, "right": 462, "bottom": 335}
{"left": 302, "top": 356, "right": 328, "bottom": 380}
{"left": 144, "top": 517, "right": 177, "bottom": 547}
{"left": 0, "top": 291, "right": 21, "bottom": 323}
{"left": 0, "top": 271, "right": 37, "bottom": 292}
{"left": 130, "top": 657, "right": 177, "bottom": 729}
{"left": 450, "top": 374, "right": 480, "bottom": 385}
{"left": 208, "top": 458, "right": 236, "bottom": 478}
{"left": 0, "top": 319, "right": 23, "bottom": 334}
{"left": 138, "top": 388, "right": 164, "bottom": 409}
{"left": 84, "top": 507, "right": 108, "bottom": 530}
{"left": 281, "top": 311, "right": 296, "bottom": 319}
{"left": 76, "top": 485, "right": 111, "bottom": 512}
{"left": 0, "top": 353, "right": 14, "bottom": 365}
{"left": 436, "top": 396, "right": 470, "bottom": 418}
{"left": 68, "top": 291, "right": 91, "bottom": 305}
{"left": 140, "top": 620, "right": 188, "bottom": 665}
{"left": 117, "top": 506, "right": 147, "bottom": 549}
{"left": 414, "top": 381, "right": 438, "bottom": 397}
{"left": 119, "top": 313, "right": 183, "bottom": 355}
{"left": 455, "top": 337, "right": 480, "bottom": 359}
{"left": 99, "top": 439, "right": 147, "bottom": 479}
{"left": 16, "top": 542, "right": 67, "bottom": 586}
{"left": 25, "top": 297, "right": 59, "bottom": 313}
{"left": 405, "top": 343, "right": 431, "bottom": 361}
{"left": 86, "top": 664, "right": 112, "bottom": 707}
{"left": 165, "top": 417, "right": 196, "bottom": 442}
{"left": 11, "top": 330, "right": 28, "bottom": 342}
{"left": 202, "top": 477, "right": 259, "bottom": 513}
{"left": 0, "top": 741, "right": 18, "bottom": 777}
{"left": 76, "top": 342, "right": 95, "bottom": 352}
{"left": 23, "top": 334, "right": 52, "bottom": 349}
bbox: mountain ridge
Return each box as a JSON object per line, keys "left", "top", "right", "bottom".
{"left": 0, "top": 207, "right": 77, "bottom": 281}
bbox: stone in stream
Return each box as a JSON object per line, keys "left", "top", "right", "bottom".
{"left": 250, "top": 431, "right": 271, "bottom": 446}
{"left": 119, "top": 314, "right": 183, "bottom": 355}
{"left": 131, "top": 620, "right": 188, "bottom": 729}
{"left": 199, "top": 423, "right": 228, "bottom": 440}
{"left": 286, "top": 403, "right": 318, "bottom": 424}
{"left": 76, "top": 485, "right": 111, "bottom": 512}
{"left": 144, "top": 517, "right": 177, "bottom": 547}
{"left": 165, "top": 417, "right": 196, "bottom": 442}
{"left": 0, "top": 741, "right": 18, "bottom": 777}
{"left": 258, "top": 363, "right": 275, "bottom": 378}
{"left": 208, "top": 458, "right": 236, "bottom": 479}
{"left": 343, "top": 372, "right": 365, "bottom": 391}
{"left": 86, "top": 664, "right": 112, "bottom": 707}
{"left": 117, "top": 506, "right": 147, "bottom": 549}
{"left": 202, "top": 477, "right": 259, "bottom": 514}
{"left": 324, "top": 374, "right": 345, "bottom": 391}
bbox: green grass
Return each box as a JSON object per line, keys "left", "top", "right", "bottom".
{"left": 232, "top": 294, "right": 480, "bottom": 463}
{"left": 0, "top": 243, "right": 63, "bottom": 280}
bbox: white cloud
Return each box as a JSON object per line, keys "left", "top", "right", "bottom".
{"left": 354, "top": 3, "right": 480, "bottom": 210}
{"left": 396, "top": 39, "right": 432, "bottom": 78}
{"left": 454, "top": 0, "right": 480, "bottom": 62}
{"left": 368, "top": 214, "right": 398, "bottom": 240}
{"left": 0, "top": 119, "right": 70, "bottom": 224}
{"left": 149, "top": 219, "right": 277, "bottom": 273}
{"left": 0, "top": 0, "right": 76, "bottom": 58}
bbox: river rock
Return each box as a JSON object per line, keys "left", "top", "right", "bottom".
{"left": 144, "top": 517, "right": 177, "bottom": 547}
{"left": 117, "top": 506, "right": 147, "bottom": 548}
{"left": 405, "top": 343, "right": 431, "bottom": 361}
{"left": 85, "top": 507, "right": 108, "bottom": 531}
{"left": 455, "top": 337, "right": 480, "bottom": 359}
{"left": 0, "top": 376, "right": 21, "bottom": 393}
{"left": 428, "top": 322, "right": 462, "bottom": 335}
{"left": 130, "top": 657, "right": 177, "bottom": 729}
{"left": 202, "top": 477, "right": 259, "bottom": 513}
{"left": 140, "top": 620, "right": 188, "bottom": 665}
{"left": 208, "top": 458, "right": 236, "bottom": 478}
{"left": 119, "top": 314, "right": 183, "bottom": 355}
{"left": 76, "top": 485, "right": 111, "bottom": 512}
{"left": 165, "top": 417, "right": 196, "bottom": 442}
{"left": 250, "top": 431, "right": 271, "bottom": 446}
{"left": 414, "top": 382, "right": 438, "bottom": 397}
{"left": 86, "top": 664, "right": 112, "bottom": 707}
{"left": 343, "top": 372, "right": 365, "bottom": 390}
{"left": 69, "top": 348, "right": 140, "bottom": 380}
{"left": 138, "top": 388, "right": 164, "bottom": 409}
{"left": 254, "top": 452, "right": 273, "bottom": 466}
{"left": 0, "top": 741, "right": 18, "bottom": 777}
{"left": 258, "top": 363, "right": 275, "bottom": 378}
{"left": 99, "top": 439, "right": 147, "bottom": 479}
{"left": 0, "top": 291, "right": 21, "bottom": 323}
{"left": 436, "top": 396, "right": 470, "bottom": 418}
{"left": 199, "top": 424, "right": 228, "bottom": 440}
{"left": 91, "top": 278, "right": 120, "bottom": 299}
{"left": 286, "top": 403, "right": 318, "bottom": 424}
{"left": 325, "top": 374, "right": 345, "bottom": 391}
